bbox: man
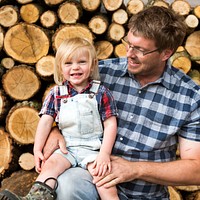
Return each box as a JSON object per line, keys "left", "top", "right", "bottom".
{"left": 45, "top": 6, "right": 200, "bottom": 200}
{"left": 1, "top": 5, "right": 200, "bottom": 200}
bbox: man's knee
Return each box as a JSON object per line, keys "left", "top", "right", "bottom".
{"left": 56, "top": 167, "right": 99, "bottom": 200}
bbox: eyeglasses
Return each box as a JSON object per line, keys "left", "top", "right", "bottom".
{"left": 121, "top": 38, "right": 160, "bottom": 57}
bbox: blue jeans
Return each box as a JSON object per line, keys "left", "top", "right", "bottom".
{"left": 56, "top": 167, "right": 99, "bottom": 200}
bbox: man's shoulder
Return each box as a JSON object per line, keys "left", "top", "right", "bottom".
{"left": 169, "top": 65, "right": 200, "bottom": 96}
{"left": 99, "top": 57, "right": 127, "bottom": 68}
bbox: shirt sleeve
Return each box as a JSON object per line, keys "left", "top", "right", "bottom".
{"left": 99, "top": 85, "right": 118, "bottom": 121}
{"left": 39, "top": 86, "right": 58, "bottom": 119}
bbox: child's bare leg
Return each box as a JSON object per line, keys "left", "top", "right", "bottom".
{"left": 36, "top": 153, "right": 71, "bottom": 189}
{"left": 88, "top": 163, "right": 119, "bottom": 200}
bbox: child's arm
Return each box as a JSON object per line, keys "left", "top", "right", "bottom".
{"left": 92, "top": 116, "right": 117, "bottom": 176}
{"left": 34, "top": 114, "right": 54, "bottom": 172}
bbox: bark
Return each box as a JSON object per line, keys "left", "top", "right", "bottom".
{"left": 0, "top": 170, "right": 38, "bottom": 196}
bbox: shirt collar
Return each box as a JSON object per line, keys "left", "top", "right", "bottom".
{"left": 63, "top": 80, "right": 93, "bottom": 94}
{"left": 126, "top": 62, "right": 174, "bottom": 90}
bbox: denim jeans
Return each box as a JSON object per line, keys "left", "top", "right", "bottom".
{"left": 56, "top": 167, "right": 99, "bottom": 200}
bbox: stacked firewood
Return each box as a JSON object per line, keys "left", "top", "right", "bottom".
{"left": 0, "top": 0, "right": 200, "bottom": 199}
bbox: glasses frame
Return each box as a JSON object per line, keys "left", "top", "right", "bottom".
{"left": 121, "top": 38, "right": 160, "bottom": 56}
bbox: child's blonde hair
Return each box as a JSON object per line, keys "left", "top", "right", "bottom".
{"left": 54, "top": 37, "right": 100, "bottom": 85}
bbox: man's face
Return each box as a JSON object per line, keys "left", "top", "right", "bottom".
{"left": 126, "top": 31, "right": 170, "bottom": 85}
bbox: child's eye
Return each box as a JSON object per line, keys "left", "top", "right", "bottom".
{"left": 65, "top": 62, "right": 71, "bottom": 65}
{"left": 79, "top": 61, "right": 87, "bottom": 64}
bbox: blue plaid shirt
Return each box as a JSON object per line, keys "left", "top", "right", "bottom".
{"left": 99, "top": 57, "right": 200, "bottom": 199}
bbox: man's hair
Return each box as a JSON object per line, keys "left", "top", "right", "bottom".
{"left": 54, "top": 37, "right": 100, "bottom": 85}
{"left": 128, "top": 6, "right": 187, "bottom": 52}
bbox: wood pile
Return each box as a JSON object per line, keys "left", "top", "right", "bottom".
{"left": 0, "top": 0, "right": 200, "bottom": 199}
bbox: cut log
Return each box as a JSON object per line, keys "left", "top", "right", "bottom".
{"left": 80, "top": 0, "right": 101, "bottom": 12}
{"left": 40, "top": 10, "right": 58, "bottom": 29}
{"left": 0, "top": 170, "right": 38, "bottom": 196}
{"left": 36, "top": 55, "right": 55, "bottom": 81}
{"left": 102, "top": 0, "right": 123, "bottom": 12}
{"left": 0, "top": 26, "right": 4, "bottom": 51}
{"left": 185, "top": 31, "right": 200, "bottom": 65}
{"left": 42, "top": 83, "right": 56, "bottom": 103}
{"left": 168, "top": 186, "right": 183, "bottom": 200}
{"left": 2, "top": 65, "right": 41, "bottom": 101}
{"left": 0, "top": 89, "right": 11, "bottom": 122}
{"left": 107, "top": 22, "right": 125, "bottom": 43}
{"left": 88, "top": 14, "right": 109, "bottom": 35}
{"left": 170, "top": 48, "right": 191, "bottom": 74}
{"left": 112, "top": 9, "right": 128, "bottom": 25}
{"left": 4, "top": 23, "right": 50, "bottom": 64}
{"left": 184, "top": 14, "right": 199, "bottom": 33}
{"left": 114, "top": 43, "right": 127, "bottom": 58}
{"left": 126, "top": 0, "right": 144, "bottom": 15}
{"left": 6, "top": 102, "right": 40, "bottom": 145}
{"left": 0, "top": 65, "right": 5, "bottom": 78}
{"left": 176, "top": 185, "right": 200, "bottom": 192}
{"left": 188, "top": 69, "right": 200, "bottom": 85}
{"left": 95, "top": 40, "right": 113, "bottom": 60}
{"left": 193, "top": 5, "right": 200, "bottom": 19}
{"left": 43, "top": 0, "right": 66, "bottom": 6}
{"left": 171, "top": 0, "right": 191, "bottom": 16}
{"left": 20, "top": 3, "right": 43, "bottom": 24}
{"left": 58, "top": 0, "right": 82, "bottom": 24}
{"left": 1, "top": 57, "right": 15, "bottom": 69}
{"left": 0, "top": 5, "right": 19, "bottom": 27}
{"left": 0, "top": 127, "right": 12, "bottom": 177}
{"left": 18, "top": 153, "right": 35, "bottom": 171}
{"left": 52, "top": 23, "right": 94, "bottom": 51}
{"left": 148, "top": 0, "right": 169, "bottom": 8}
{"left": 16, "top": 0, "right": 33, "bottom": 4}
{"left": 194, "top": 191, "right": 200, "bottom": 200}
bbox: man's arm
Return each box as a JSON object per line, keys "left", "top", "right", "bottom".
{"left": 43, "top": 126, "right": 67, "bottom": 159}
{"left": 94, "top": 137, "right": 200, "bottom": 188}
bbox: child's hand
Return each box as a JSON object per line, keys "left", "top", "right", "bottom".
{"left": 34, "top": 150, "right": 45, "bottom": 173}
{"left": 92, "top": 152, "right": 111, "bottom": 177}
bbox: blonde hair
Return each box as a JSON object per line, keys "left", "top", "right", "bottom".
{"left": 54, "top": 37, "right": 100, "bottom": 85}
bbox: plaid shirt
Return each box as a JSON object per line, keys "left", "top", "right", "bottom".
{"left": 99, "top": 57, "right": 200, "bottom": 199}
{"left": 40, "top": 80, "right": 118, "bottom": 123}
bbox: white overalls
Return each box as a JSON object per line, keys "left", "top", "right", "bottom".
{"left": 54, "top": 81, "right": 103, "bottom": 169}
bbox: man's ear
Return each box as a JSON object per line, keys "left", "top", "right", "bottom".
{"left": 161, "top": 49, "right": 174, "bottom": 61}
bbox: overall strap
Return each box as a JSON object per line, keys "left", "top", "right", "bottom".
{"left": 89, "top": 80, "right": 101, "bottom": 95}
{"left": 59, "top": 85, "right": 69, "bottom": 96}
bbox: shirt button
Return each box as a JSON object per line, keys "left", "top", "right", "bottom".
{"left": 138, "top": 90, "right": 141, "bottom": 94}
{"left": 130, "top": 115, "right": 134, "bottom": 119}
{"left": 120, "top": 137, "right": 123, "bottom": 141}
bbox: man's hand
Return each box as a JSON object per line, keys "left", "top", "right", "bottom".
{"left": 43, "top": 126, "right": 68, "bottom": 159}
{"left": 93, "top": 156, "right": 136, "bottom": 188}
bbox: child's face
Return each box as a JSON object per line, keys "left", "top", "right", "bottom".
{"left": 61, "top": 51, "right": 92, "bottom": 91}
